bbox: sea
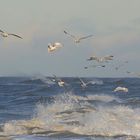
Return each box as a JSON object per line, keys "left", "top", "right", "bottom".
{"left": 0, "top": 76, "right": 140, "bottom": 140}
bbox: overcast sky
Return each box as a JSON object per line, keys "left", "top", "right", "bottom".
{"left": 0, "top": 0, "right": 140, "bottom": 77}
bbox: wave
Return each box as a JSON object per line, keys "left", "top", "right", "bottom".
{"left": 20, "top": 76, "right": 55, "bottom": 86}
{"left": 1, "top": 93, "right": 140, "bottom": 138}
{"left": 90, "top": 79, "right": 104, "bottom": 85}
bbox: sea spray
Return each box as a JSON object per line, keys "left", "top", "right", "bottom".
{"left": 2, "top": 92, "right": 140, "bottom": 137}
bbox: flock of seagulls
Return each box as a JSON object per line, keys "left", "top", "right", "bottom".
{"left": 46, "top": 29, "right": 138, "bottom": 92}
{"left": 0, "top": 28, "right": 139, "bottom": 93}
{"left": 32, "top": 75, "right": 129, "bottom": 93}
{"left": 47, "top": 30, "right": 94, "bottom": 52}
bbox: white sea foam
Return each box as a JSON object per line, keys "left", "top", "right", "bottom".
{"left": 90, "top": 79, "right": 104, "bottom": 85}
{"left": 2, "top": 93, "right": 140, "bottom": 138}
{"left": 86, "top": 94, "right": 121, "bottom": 102}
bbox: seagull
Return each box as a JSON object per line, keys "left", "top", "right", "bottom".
{"left": 84, "top": 64, "right": 105, "bottom": 69}
{"left": 78, "top": 77, "right": 91, "bottom": 88}
{"left": 48, "top": 42, "right": 63, "bottom": 52}
{"left": 64, "top": 30, "right": 94, "bottom": 43}
{"left": 87, "top": 55, "right": 114, "bottom": 63}
{"left": 52, "top": 75, "right": 66, "bottom": 87}
{"left": 113, "top": 86, "right": 128, "bottom": 92}
{"left": 0, "top": 29, "right": 22, "bottom": 39}
{"left": 115, "top": 61, "right": 128, "bottom": 70}
{"left": 126, "top": 71, "right": 140, "bottom": 77}
{"left": 87, "top": 55, "right": 98, "bottom": 61}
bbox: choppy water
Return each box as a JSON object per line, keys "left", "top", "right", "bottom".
{"left": 0, "top": 77, "right": 140, "bottom": 140}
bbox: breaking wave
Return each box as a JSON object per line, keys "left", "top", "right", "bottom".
{"left": 1, "top": 92, "right": 140, "bottom": 138}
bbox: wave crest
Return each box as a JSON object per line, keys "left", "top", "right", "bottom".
{"left": 2, "top": 93, "right": 140, "bottom": 138}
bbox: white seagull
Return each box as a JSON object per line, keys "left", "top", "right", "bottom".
{"left": 78, "top": 77, "right": 91, "bottom": 88}
{"left": 48, "top": 42, "right": 63, "bottom": 52}
{"left": 0, "top": 29, "right": 22, "bottom": 39}
{"left": 87, "top": 55, "right": 114, "bottom": 63}
{"left": 64, "top": 30, "right": 94, "bottom": 43}
{"left": 113, "top": 86, "right": 128, "bottom": 92}
{"left": 52, "top": 75, "right": 66, "bottom": 87}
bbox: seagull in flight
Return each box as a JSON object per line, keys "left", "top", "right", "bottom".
{"left": 78, "top": 77, "right": 91, "bottom": 88}
{"left": 64, "top": 30, "right": 94, "bottom": 43}
{"left": 126, "top": 71, "right": 140, "bottom": 77}
{"left": 48, "top": 42, "right": 63, "bottom": 52}
{"left": 115, "top": 61, "right": 128, "bottom": 70}
{"left": 0, "top": 29, "right": 22, "bottom": 39}
{"left": 52, "top": 75, "right": 66, "bottom": 87}
{"left": 87, "top": 55, "right": 114, "bottom": 63}
{"left": 84, "top": 64, "right": 106, "bottom": 69}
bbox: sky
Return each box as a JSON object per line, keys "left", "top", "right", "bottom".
{"left": 0, "top": 0, "right": 140, "bottom": 77}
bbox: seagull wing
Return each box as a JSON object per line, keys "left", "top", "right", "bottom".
{"left": 0, "top": 29, "right": 4, "bottom": 33}
{"left": 8, "top": 34, "right": 23, "bottom": 39}
{"left": 87, "top": 56, "right": 98, "bottom": 61}
{"left": 54, "top": 42, "right": 63, "bottom": 48}
{"left": 64, "top": 30, "right": 76, "bottom": 39}
{"left": 104, "top": 55, "right": 114, "bottom": 60}
{"left": 78, "top": 77, "right": 86, "bottom": 85}
{"left": 79, "top": 35, "right": 94, "bottom": 41}
{"left": 92, "top": 64, "right": 105, "bottom": 68}
{"left": 52, "top": 74, "right": 61, "bottom": 82}
{"left": 86, "top": 81, "right": 92, "bottom": 85}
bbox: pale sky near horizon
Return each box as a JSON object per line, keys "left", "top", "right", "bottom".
{"left": 0, "top": 0, "right": 140, "bottom": 77}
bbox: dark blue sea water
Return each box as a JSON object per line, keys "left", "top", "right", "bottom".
{"left": 0, "top": 77, "right": 140, "bottom": 140}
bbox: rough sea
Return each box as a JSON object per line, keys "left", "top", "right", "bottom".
{"left": 0, "top": 76, "right": 140, "bottom": 140}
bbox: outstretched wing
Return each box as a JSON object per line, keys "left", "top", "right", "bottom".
{"left": 0, "top": 29, "right": 4, "bottom": 33}
{"left": 86, "top": 80, "right": 92, "bottom": 85}
{"left": 87, "top": 55, "right": 98, "bottom": 61}
{"left": 54, "top": 42, "right": 63, "bottom": 48}
{"left": 64, "top": 30, "right": 76, "bottom": 39}
{"left": 78, "top": 77, "right": 85, "bottom": 85}
{"left": 8, "top": 34, "right": 23, "bottom": 39}
{"left": 79, "top": 35, "right": 94, "bottom": 41}
{"left": 52, "top": 74, "right": 62, "bottom": 82}
{"left": 92, "top": 64, "right": 106, "bottom": 68}
{"left": 104, "top": 55, "right": 114, "bottom": 60}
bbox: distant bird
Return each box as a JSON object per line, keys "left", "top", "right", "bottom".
{"left": 48, "top": 42, "right": 63, "bottom": 52}
{"left": 115, "top": 61, "right": 128, "bottom": 70}
{"left": 113, "top": 86, "right": 128, "bottom": 92}
{"left": 126, "top": 71, "right": 140, "bottom": 77}
{"left": 84, "top": 64, "right": 105, "bottom": 69}
{"left": 87, "top": 55, "right": 114, "bottom": 63}
{"left": 78, "top": 77, "right": 91, "bottom": 88}
{"left": 0, "top": 29, "right": 22, "bottom": 39}
{"left": 52, "top": 75, "right": 66, "bottom": 87}
{"left": 64, "top": 30, "right": 94, "bottom": 43}
{"left": 87, "top": 56, "right": 98, "bottom": 61}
